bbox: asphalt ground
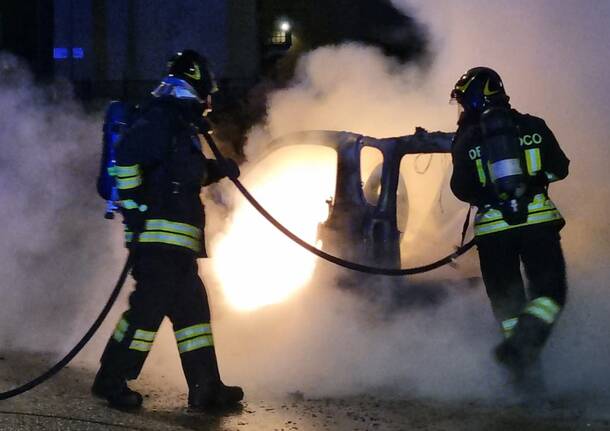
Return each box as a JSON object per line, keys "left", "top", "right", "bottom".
{"left": 0, "top": 353, "right": 609, "bottom": 431}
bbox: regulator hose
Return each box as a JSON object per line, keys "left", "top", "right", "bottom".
{"left": 201, "top": 132, "right": 475, "bottom": 276}
{"left": 0, "top": 244, "right": 137, "bottom": 400}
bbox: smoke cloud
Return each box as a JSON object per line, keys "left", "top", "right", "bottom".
{"left": 0, "top": 53, "right": 130, "bottom": 363}
{"left": 1, "top": 0, "right": 609, "bottom": 413}
{"left": 204, "top": 0, "right": 610, "bottom": 406}
{"left": 389, "top": 0, "right": 610, "bottom": 398}
{"left": 203, "top": 41, "right": 498, "bottom": 400}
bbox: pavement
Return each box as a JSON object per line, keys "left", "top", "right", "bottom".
{"left": 0, "top": 352, "right": 609, "bottom": 431}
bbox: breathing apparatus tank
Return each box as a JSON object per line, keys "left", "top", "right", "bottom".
{"left": 97, "top": 101, "right": 130, "bottom": 219}
{"left": 480, "top": 107, "right": 528, "bottom": 225}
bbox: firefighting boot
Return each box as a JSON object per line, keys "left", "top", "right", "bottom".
{"left": 181, "top": 346, "right": 244, "bottom": 412}
{"left": 188, "top": 380, "right": 244, "bottom": 412}
{"left": 494, "top": 337, "right": 526, "bottom": 381}
{"left": 495, "top": 314, "right": 551, "bottom": 395}
{"left": 92, "top": 339, "right": 146, "bottom": 410}
{"left": 92, "top": 368, "right": 143, "bottom": 410}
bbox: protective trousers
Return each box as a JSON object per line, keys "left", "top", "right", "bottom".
{"left": 476, "top": 223, "right": 567, "bottom": 363}
{"left": 97, "top": 248, "right": 222, "bottom": 392}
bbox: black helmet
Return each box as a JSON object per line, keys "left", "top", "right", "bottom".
{"left": 450, "top": 67, "right": 509, "bottom": 114}
{"left": 167, "top": 49, "right": 218, "bottom": 99}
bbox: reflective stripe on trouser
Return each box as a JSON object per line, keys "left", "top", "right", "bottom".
{"left": 112, "top": 317, "right": 129, "bottom": 343}
{"left": 523, "top": 296, "right": 561, "bottom": 325}
{"left": 129, "top": 328, "right": 157, "bottom": 352}
{"left": 125, "top": 219, "right": 202, "bottom": 253}
{"left": 501, "top": 317, "right": 519, "bottom": 339}
{"left": 474, "top": 194, "right": 563, "bottom": 236}
{"left": 500, "top": 298, "right": 561, "bottom": 343}
{"left": 175, "top": 323, "right": 214, "bottom": 354}
{"left": 111, "top": 316, "right": 157, "bottom": 352}
{"left": 97, "top": 250, "right": 211, "bottom": 381}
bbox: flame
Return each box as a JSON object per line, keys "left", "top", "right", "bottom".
{"left": 212, "top": 146, "right": 337, "bottom": 311}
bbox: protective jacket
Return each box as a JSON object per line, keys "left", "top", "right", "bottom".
{"left": 111, "top": 78, "right": 224, "bottom": 256}
{"left": 450, "top": 109, "right": 569, "bottom": 236}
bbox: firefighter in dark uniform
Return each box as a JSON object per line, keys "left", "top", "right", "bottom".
{"left": 449, "top": 67, "right": 570, "bottom": 387}
{"left": 92, "top": 49, "right": 243, "bottom": 410}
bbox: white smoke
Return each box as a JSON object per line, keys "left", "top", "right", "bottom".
{"left": 204, "top": 0, "right": 610, "bottom": 405}
{"left": 1, "top": 0, "right": 609, "bottom": 411}
{"left": 0, "top": 53, "right": 129, "bottom": 363}
{"left": 205, "top": 41, "right": 497, "bottom": 400}
{"left": 390, "top": 0, "right": 610, "bottom": 397}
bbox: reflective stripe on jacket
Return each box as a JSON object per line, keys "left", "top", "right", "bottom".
{"left": 450, "top": 109, "right": 569, "bottom": 237}
{"left": 125, "top": 219, "right": 202, "bottom": 253}
{"left": 113, "top": 95, "right": 225, "bottom": 255}
{"left": 474, "top": 194, "right": 563, "bottom": 236}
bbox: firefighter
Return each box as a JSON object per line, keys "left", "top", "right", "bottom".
{"left": 449, "top": 67, "right": 570, "bottom": 387}
{"left": 92, "top": 49, "right": 243, "bottom": 410}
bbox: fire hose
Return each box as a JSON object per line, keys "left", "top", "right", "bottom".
{"left": 0, "top": 132, "right": 474, "bottom": 401}
{"left": 201, "top": 131, "right": 476, "bottom": 276}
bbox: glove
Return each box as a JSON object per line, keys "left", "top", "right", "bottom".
{"left": 121, "top": 207, "right": 146, "bottom": 233}
{"left": 223, "top": 158, "right": 240, "bottom": 180}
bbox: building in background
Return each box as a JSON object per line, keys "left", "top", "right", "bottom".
{"left": 52, "top": 0, "right": 261, "bottom": 100}
{"left": 1, "top": 0, "right": 264, "bottom": 100}
{"left": 0, "top": 0, "right": 425, "bottom": 102}
{"left": 257, "top": 0, "right": 428, "bottom": 82}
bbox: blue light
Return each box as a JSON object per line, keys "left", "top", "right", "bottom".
{"left": 72, "top": 47, "right": 84, "bottom": 59}
{"left": 53, "top": 47, "right": 85, "bottom": 60}
{"left": 53, "top": 47, "right": 69, "bottom": 60}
